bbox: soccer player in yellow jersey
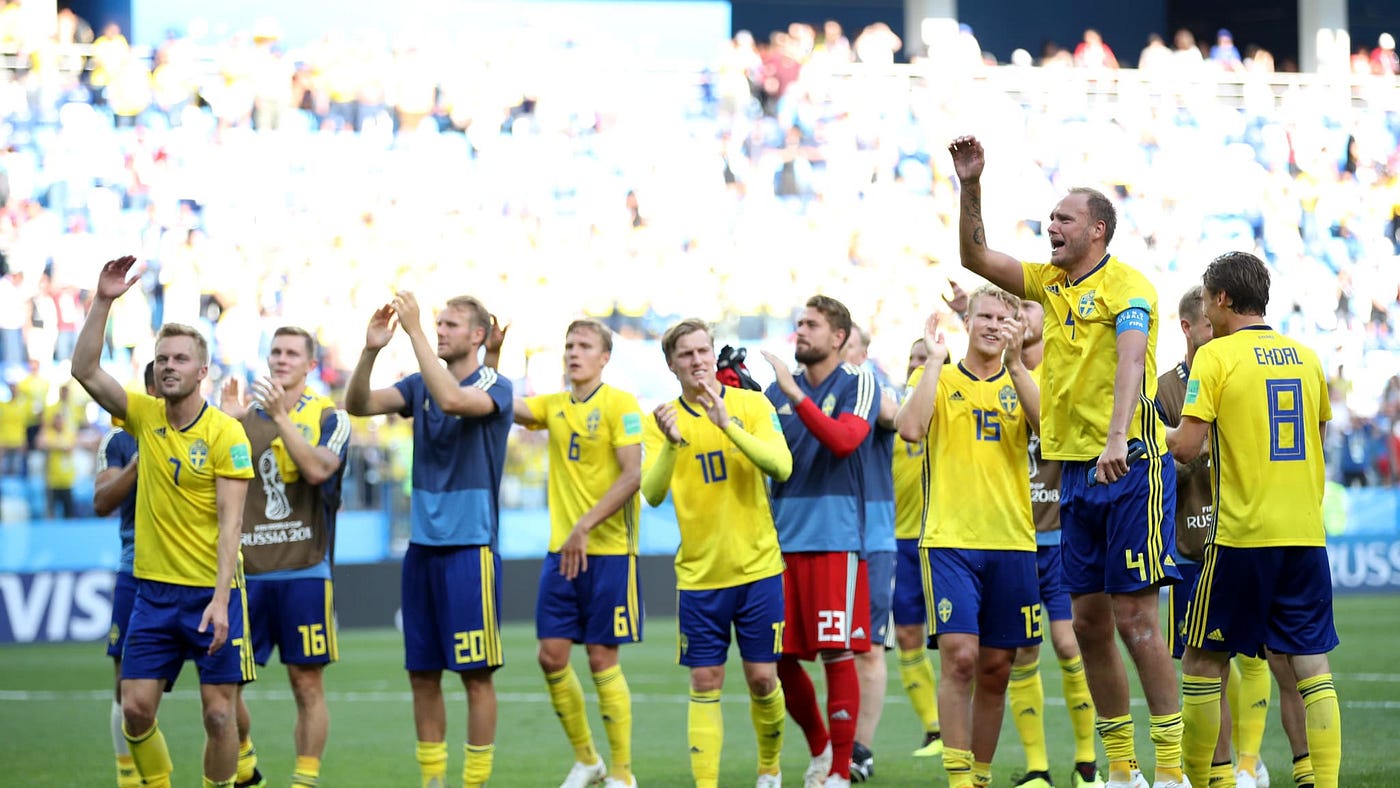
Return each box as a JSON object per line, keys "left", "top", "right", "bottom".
{"left": 1167, "top": 252, "right": 1340, "bottom": 788}
{"left": 642, "top": 318, "right": 792, "bottom": 788}
{"left": 951, "top": 135, "right": 1184, "bottom": 788}
{"left": 889, "top": 338, "right": 946, "bottom": 759}
{"left": 72, "top": 255, "right": 255, "bottom": 788}
{"left": 895, "top": 286, "right": 1041, "bottom": 788}
{"left": 510, "top": 319, "right": 644, "bottom": 788}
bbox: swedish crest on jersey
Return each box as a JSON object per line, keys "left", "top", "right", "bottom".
{"left": 586, "top": 407, "right": 602, "bottom": 435}
{"left": 998, "top": 385, "right": 1018, "bottom": 414}
{"left": 188, "top": 438, "right": 210, "bottom": 469}
{"left": 821, "top": 394, "right": 837, "bottom": 416}
{"left": 1076, "top": 291, "right": 1097, "bottom": 319}
{"left": 937, "top": 597, "right": 953, "bottom": 623}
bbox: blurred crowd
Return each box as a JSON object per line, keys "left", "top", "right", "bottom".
{"left": 1, "top": 8, "right": 1399, "bottom": 523}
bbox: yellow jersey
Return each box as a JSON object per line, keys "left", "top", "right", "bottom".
{"left": 642, "top": 388, "right": 786, "bottom": 591}
{"left": 125, "top": 393, "right": 255, "bottom": 587}
{"left": 892, "top": 430, "right": 926, "bottom": 541}
{"left": 526, "top": 385, "right": 644, "bottom": 555}
{"left": 1022, "top": 256, "right": 1165, "bottom": 461}
{"left": 1181, "top": 326, "right": 1331, "bottom": 548}
{"left": 912, "top": 362, "right": 1035, "bottom": 551}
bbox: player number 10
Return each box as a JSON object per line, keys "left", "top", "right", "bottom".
{"left": 695, "top": 450, "right": 727, "bottom": 483}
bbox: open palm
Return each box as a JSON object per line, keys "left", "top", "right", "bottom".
{"left": 95, "top": 256, "right": 139, "bottom": 299}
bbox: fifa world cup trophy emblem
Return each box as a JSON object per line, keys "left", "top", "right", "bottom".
{"left": 259, "top": 449, "right": 293, "bottom": 520}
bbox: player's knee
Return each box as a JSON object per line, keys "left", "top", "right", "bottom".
{"left": 1012, "top": 644, "right": 1041, "bottom": 667}
{"left": 201, "top": 702, "right": 235, "bottom": 736}
{"left": 121, "top": 698, "right": 156, "bottom": 736}
{"left": 941, "top": 645, "right": 978, "bottom": 683}
{"left": 976, "top": 654, "right": 1013, "bottom": 690}
{"left": 691, "top": 665, "right": 725, "bottom": 693}
{"left": 288, "top": 666, "right": 325, "bottom": 705}
{"left": 895, "top": 625, "right": 924, "bottom": 651}
{"left": 746, "top": 671, "right": 778, "bottom": 696}
{"left": 536, "top": 643, "right": 569, "bottom": 674}
{"left": 585, "top": 645, "right": 619, "bottom": 674}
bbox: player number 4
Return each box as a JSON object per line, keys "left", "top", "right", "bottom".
{"left": 1124, "top": 550, "right": 1147, "bottom": 582}
{"left": 298, "top": 624, "right": 328, "bottom": 656}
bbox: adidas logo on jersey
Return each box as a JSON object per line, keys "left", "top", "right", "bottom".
{"left": 155, "top": 427, "right": 167, "bottom": 437}
{"left": 852, "top": 627, "right": 866, "bottom": 640}
{"left": 950, "top": 392, "right": 965, "bottom": 401}
{"left": 1207, "top": 629, "right": 1225, "bottom": 642}
{"left": 831, "top": 710, "right": 853, "bottom": 721}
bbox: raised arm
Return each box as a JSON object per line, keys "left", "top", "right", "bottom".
{"left": 393, "top": 292, "right": 499, "bottom": 418}
{"left": 876, "top": 387, "right": 898, "bottom": 431}
{"left": 72, "top": 256, "right": 139, "bottom": 419}
{"left": 895, "top": 313, "right": 950, "bottom": 442}
{"left": 948, "top": 136, "right": 1026, "bottom": 296}
{"left": 252, "top": 382, "right": 347, "bottom": 486}
{"left": 641, "top": 403, "right": 683, "bottom": 506}
{"left": 345, "top": 304, "right": 408, "bottom": 417}
{"left": 1001, "top": 315, "right": 1040, "bottom": 434}
{"left": 759, "top": 352, "right": 871, "bottom": 459}
{"left": 695, "top": 380, "right": 792, "bottom": 481}
{"left": 482, "top": 315, "right": 508, "bottom": 370}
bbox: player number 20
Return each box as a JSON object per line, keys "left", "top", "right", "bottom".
{"left": 1020, "top": 603, "right": 1043, "bottom": 639}
{"left": 453, "top": 630, "right": 487, "bottom": 664}
{"left": 298, "top": 624, "right": 328, "bottom": 656}
{"left": 817, "top": 609, "right": 847, "bottom": 642}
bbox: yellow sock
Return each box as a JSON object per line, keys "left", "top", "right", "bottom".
{"left": 116, "top": 754, "right": 141, "bottom": 788}
{"left": 944, "top": 747, "right": 974, "bottom": 788}
{"left": 1182, "top": 675, "right": 1223, "bottom": 787}
{"left": 1297, "top": 674, "right": 1340, "bottom": 788}
{"left": 750, "top": 685, "right": 785, "bottom": 775}
{"left": 123, "top": 720, "right": 173, "bottom": 788}
{"left": 593, "top": 665, "right": 633, "bottom": 782}
{"left": 292, "top": 755, "right": 321, "bottom": 786}
{"left": 545, "top": 665, "right": 599, "bottom": 765}
{"left": 1150, "top": 711, "right": 1185, "bottom": 782}
{"left": 1060, "top": 656, "right": 1098, "bottom": 764}
{"left": 1095, "top": 714, "right": 1137, "bottom": 784}
{"left": 203, "top": 778, "right": 235, "bottom": 788}
{"left": 689, "top": 688, "right": 723, "bottom": 788}
{"left": 1009, "top": 659, "right": 1049, "bottom": 772}
{"left": 1209, "top": 760, "right": 1237, "bottom": 787}
{"left": 1233, "top": 655, "right": 1269, "bottom": 774}
{"left": 415, "top": 740, "right": 448, "bottom": 788}
{"left": 972, "top": 760, "right": 993, "bottom": 786}
{"left": 1292, "top": 753, "right": 1315, "bottom": 787}
{"left": 236, "top": 737, "right": 257, "bottom": 783}
{"left": 463, "top": 743, "right": 494, "bottom": 788}
{"left": 898, "top": 648, "right": 940, "bottom": 734}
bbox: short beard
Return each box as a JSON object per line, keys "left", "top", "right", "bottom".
{"left": 794, "top": 346, "right": 828, "bottom": 366}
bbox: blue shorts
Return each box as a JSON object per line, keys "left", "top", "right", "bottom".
{"left": 1169, "top": 561, "right": 1203, "bottom": 659}
{"left": 677, "top": 573, "right": 784, "bottom": 667}
{"left": 922, "top": 548, "right": 1042, "bottom": 649}
{"left": 121, "top": 579, "right": 256, "bottom": 687}
{"left": 401, "top": 544, "right": 503, "bottom": 673}
{"left": 866, "top": 550, "right": 896, "bottom": 648}
{"left": 1184, "top": 545, "right": 1339, "bottom": 658}
{"left": 246, "top": 577, "right": 338, "bottom": 666}
{"left": 108, "top": 571, "right": 138, "bottom": 659}
{"left": 1036, "top": 545, "right": 1072, "bottom": 622}
{"left": 1060, "top": 455, "right": 1181, "bottom": 594}
{"left": 893, "top": 539, "right": 925, "bottom": 628}
{"left": 536, "top": 553, "right": 643, "bottom": 645}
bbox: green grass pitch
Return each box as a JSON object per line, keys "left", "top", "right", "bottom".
{"left": 3, "top": 594, "right": 1396, "bottom": 786}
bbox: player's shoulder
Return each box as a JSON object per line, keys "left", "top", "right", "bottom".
{"left": 99, "top": 426, "right": 132, "bottom": 453}
{"left": 1103, "top": 256, "right": 1157, "bottom": 291}
{"left": 600, "top": 383, "right": 642, "bottom": 410}
{"left": 728, "top": 386, "right": 775, "bottom": 413}
{"left": 471, "top": 365, "right": 509, "bottom": 392}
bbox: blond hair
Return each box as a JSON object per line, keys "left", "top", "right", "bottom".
{"left": 566, "top": 318, "right": 613, "bottom": 353}
{"left": 155, "top": 323, "right": 209, "bottom": 364}
{"left": 967, "top": 284, "right": 1021, "bottom": 319}
{"left": 661, "top": 318, "right": 712, "bottom": 362}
